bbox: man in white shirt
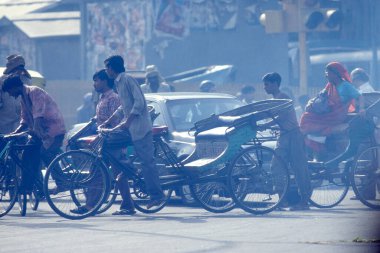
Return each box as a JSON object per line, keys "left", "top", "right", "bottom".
{"left": 350, "top": 68, "right": 375, "bottom": 93}
{"left": 101, "top": 55, "right": 165, "bottom": 215}
{"left": 140, "top": 65, "right": 172, "bottom": 93}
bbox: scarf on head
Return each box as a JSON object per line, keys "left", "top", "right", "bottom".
{"left": 326, "top": 62, "right": 351, "bottom": 82}
{"left": 326, "top": 62, "right": 355, "bottom": 112}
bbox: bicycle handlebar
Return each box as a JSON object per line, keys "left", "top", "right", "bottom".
{"left": 1, "top": 131, "right": 30, "bottom": 140}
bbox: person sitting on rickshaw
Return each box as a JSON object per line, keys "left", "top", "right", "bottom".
{"left": 325, "top": 69, "right": 377, "bottom": 170}
{"left": 300, "top": 62, "right": 365, "bottom": 160}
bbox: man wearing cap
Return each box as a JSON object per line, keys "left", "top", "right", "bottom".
{"left": 199, "top": 80, "right": 216, "bottom": 92}
{"left": 141, "top": 66, "right": 171, "bottom": 93}
{"left": 0, "top": 54, "right": 31, "bottom": 134}
{"left": 237, "top": 85, "right": 256, "bottom": 104}
{"left": 2, "top": 75, "right": 66, "bottom": 193}
{"left": 350, "top": 68, "right": 375, "bottom": 93}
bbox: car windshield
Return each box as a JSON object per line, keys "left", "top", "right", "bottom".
{"left": 167, "top": 98, "right": 244, "bottom": 131}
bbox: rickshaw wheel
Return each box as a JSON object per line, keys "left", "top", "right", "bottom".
{"left": 189, "top": 180, "right": 235, "bottom": 213}
{"left": 308, "top": 163, "right": 349, "bottom": 208}
{"left": 227, "top": 146, "right": 289, "bottom": 215}
{"left": 351, "top": 145, "right": 380, "bottom": 210}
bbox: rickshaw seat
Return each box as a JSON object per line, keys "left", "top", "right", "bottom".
{"left": 217, "top": 115, "right": 241, "bottom": 124}
{"left": 152, "top": 125, "right": 168, "bottom": 136}
{"left": 196, "top": 127, "right": 230, "bottom": 140}
{"left": 183, "top": 158, "right": 215, "bottom": 168}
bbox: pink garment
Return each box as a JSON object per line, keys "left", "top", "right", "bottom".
{"left": 96, "top": 89, "right": 121, "bottom": 127}
{"left": 300, "top": 62, "right": 353, "bottom": 136}
{"left": 300, "top": 83, "right": 347, "bottom": 136}
{"left": 20, "top": 86, "right": 66, "bottom": 148}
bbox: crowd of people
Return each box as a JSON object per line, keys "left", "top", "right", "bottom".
{"left": 0, "top": 55, "right": 165, "bottom": 215}
{"left": 0, "top": 53, "right": 378, "bottom": 214}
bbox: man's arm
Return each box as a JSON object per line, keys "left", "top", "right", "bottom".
{"left": 114, "top": 75, "right": 146, "bottom": 130}
{"left": 98, "top": 105, "right": 124, "bottom": 129}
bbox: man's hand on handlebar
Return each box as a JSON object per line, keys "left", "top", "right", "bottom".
{"left": 2, "top": 131, "right": 29, "bottom": 142}
{"left": 97, "top": 127, "right": 114, "bottom": 135}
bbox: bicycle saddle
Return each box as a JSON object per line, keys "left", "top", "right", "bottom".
{"left": 152, "top": 125, "right": 168, "bottom": 136}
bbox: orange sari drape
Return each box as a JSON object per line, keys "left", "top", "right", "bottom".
{"left": 300, "top": 82, "right": 348, "bottom": 136}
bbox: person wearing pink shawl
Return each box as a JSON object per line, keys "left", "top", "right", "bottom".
{"left": 300, "top": 62, "right": 364, "bottom": 158}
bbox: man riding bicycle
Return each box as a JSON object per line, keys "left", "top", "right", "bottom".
{"left": 69, "top": 69, "right": 126, "bottom": 215}
{"left": 100, "top": 55, "right": 165, "bottom": 215}
{"left": 2, "top": 75, "right": 66, "bottom": 194}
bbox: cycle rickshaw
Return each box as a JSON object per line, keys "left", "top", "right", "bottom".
{"left": 306, "top": 93, "right": 380, "bottom": 209}
{"left": 43, "top": 99, "right": 293, "bottom": 219}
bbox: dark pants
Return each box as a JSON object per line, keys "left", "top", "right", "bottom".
{"left": 21, "top": 134, "right": 64, "bottom": 192}
{"left": 272, "top": 129, "right": 311, "bottom": 204}
{"left": 109, "top": 131, "right": 164, "bottom": 210}
{"left": 96, "top": 147, "right": 135, "bottom": 210}
{"left": 133, "top": 131, "right": 164, "bottom": 200}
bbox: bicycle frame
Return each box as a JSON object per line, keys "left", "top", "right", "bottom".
{"left": 97, "top": 131, "right": 233, "bottom": 194}
{"left": 0, "top": 134, "right": 42, "bottom": 216}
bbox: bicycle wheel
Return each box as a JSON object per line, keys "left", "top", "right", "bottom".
{"left": 0, "top": 159, "right": 18, "bottom": 218}
{"left": 96, "top": 180, "right": 118, "bottom": 214}
{"left": 44, "top": 150, "right": 110, "bottom": 220}
{"left": 190, "top": 179, "right": 235, "bottom": 213}
{"left": 13, "top": 164, "right": 27, "bottom": 216}
{"left": 227, "top": 146, "right": 289, "bottom": 215}
{"left": 131, "top": 153, "right": 173, "bottom": 213}
{"left": 131, "top": 178, "right": 173, "bottom": 214}
{"left": 28, "top": 188, "right": 40, "bottom": 211}
{"left": 18, "top": 192, "right": 27, "bottom": 216}
{"left": 128, "top": 138, "right": 179, "bottom": 214}
{"left": 29, "top": 171, "right": 43, "bottom": 211}
{"left": 309, "top": 164, "right": 349, "bottom": 208}
{"left": 351, "top": 145, "right": 380, "bottom": 210}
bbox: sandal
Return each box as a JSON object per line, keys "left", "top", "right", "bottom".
{"left": 112, "top": 209, "right": 136, "bottom": 216}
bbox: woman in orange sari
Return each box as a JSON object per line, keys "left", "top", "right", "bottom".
{"left": 300, "top": 62, "right": 364, "bottom": 156}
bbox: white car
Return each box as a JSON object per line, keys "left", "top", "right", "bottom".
{"left": 145, "top": 92, "right": 245, "bottom": 160}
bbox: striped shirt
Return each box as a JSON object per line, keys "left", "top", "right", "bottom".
{"left": 96, "top": 89, "right": 121, "bottom": 127}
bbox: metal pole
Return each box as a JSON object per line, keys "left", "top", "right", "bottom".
{"left": 299, "top": 32, "right": 308, "bottom": 95}
{"left": 80, "top": 1, "right": 87, "bottom": 80}
{"left": 298, "top": 0, "right": 308, "bottom": 95}
{"left": 370, "top": 0, "right": 378, "bottom": 89}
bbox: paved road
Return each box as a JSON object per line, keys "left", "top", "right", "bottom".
{"left": 1, "top": 191, "right": 379, "bottom": 253}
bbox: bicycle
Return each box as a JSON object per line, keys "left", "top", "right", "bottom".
{"left": 62, "top": 117, "right": 176, "bottom": 215}
{"left": 46, "top": 99, "right": 293, "bottom": 219}
{"left": 0, "top": 132, "right": 42, "bottom": 217}
{"left": 202, "top": 100, "right": 293, "bottom": 215}
{"left": 307, "top": 95, "right": 380, "bottom": 209}
{"left": 64, "top": 115, "right": 237, "bottom": 215}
